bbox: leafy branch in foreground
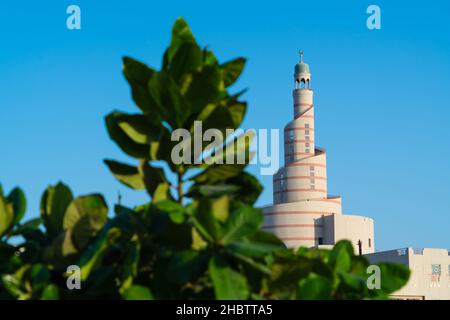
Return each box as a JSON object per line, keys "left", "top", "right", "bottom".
{"left": 0, "top": 17, "right": 409, "bottom": 300}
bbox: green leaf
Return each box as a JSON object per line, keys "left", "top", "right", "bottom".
{"left": 168, "top": 17, "right": 196, "bottom": 62}
{"left": 227, "top": 102, "right": 247, "bottom": 128}
{"left": 152, "top": 126, "right": 178, "bottom": 168}
{"left": 41, "top": 228, "right": 78, "bottom": 270}
{"left": 12, "top": 218, "right": 42, "bottom": 237}
{"left": 168, "top": 250, "right": 208, "bottom": 285}
{"left": 115, "top": 113, "right": 161, "bottom": 144}
{"left": 30, "top": 264, "right": 50, "bottom": 291}
{"left": 264, "top": 253, "right": 314, "bottom": 299}
{"left": 225, "top": 249, "right": 271, "bottom": 274}
{"left": 139, "top": 161, "right": 171, "bottom": 201}
{"left": 112, "top": 205, "right": 142, "bottom": 231}
{"left": 225, "top": 172, "right": 263, "bottom": 205}
{"left": 104, "top": 160, "right": 145, "bottom": 190}
{"left": 203, "top": 47, "right": 218, "bottom": 66}
{"left": 377, "top": 262, "right": 410, "bottom": 294}
{"left": 225, "top": 241, "right": 281, "bottom": 259}
{"left": 152, "top": 183, "right": 172, "bottom": 203}
{"left": 298, "top": 275, "right": 333, "bottom": 300}
{"left": 119, "top": 235, "right": 140, "bottom": 294}
{"left": 186, "top": 172, "right": 263, "bottom": 205}
{"left": 162, "top": 48, "right": 170, "bottom": 70}
{"left": 150, "top": 211, "right": 193, "bottom": 250}
{"left": 1, "top": 274, "right": 25, "bottom": 298}
{"left": 191, "top": 196, "right": 230, "bottom": 224}
{"left": 40, "top": 182, "right": 73, "bottom": 236}
{"left": 105, "top": 112, "right": 150, "bottom": 159}
{"left": 191, "top": 164, "right": 245, "bottom": 185}
{"left": 169, "top": 42, "right": 202, "bottom": 82}
{"left": 148, "top": 71, "right": 191, "bottom": 129}
{"left": 63, "top": 194, "right": 108, "bottom": 230}
{"left": 248, "top": 230, "right": 286, "bottom": 247}
{"left": 41, "top": 284, "right": 59, "bottom": 300}
{"left": 191, "top": 228, "right": 208, "bottom": 250}
{"left": 329, "top": 240, "right": 353, "bottom": 272}
{"left": 208, "top": 255, "right": 249, "bottom": 300}
{"left": 210, "top": 195, "right": 229, "bottom": 222}
{"left": 338, "top": 271, "right": 367, "bottom": 293}
{"left": 1, "top": 265, "right": 31, "bottom": 299}
{"left": 221, "top": 57, "right": 246, "bottom": 87}
{"left": 192, "top": 199, "right": 222, "bottom": 243}
{"left": 186, "top": 184, "right": 240, "bottom": 198}
{"left": 185, "top": 65, "right": 224, "bottom": 114}
{"left": 221, "top": 206, "right": 262, "bottom": 244}
{"left": 122, "top": 56, "right": 157, "bottom": 114}
{"left": 199, "top": 101, "right": 247, "bottom": 135}
{"left": 63, "top": 194, "right": 109, "bottom": 249}
{"left": 122, "top": 285, "right": 154, "bottom": 300}
{"left": 77, "top": 227, "right": 121, "bottom": 281}
{"left": 155, "top": 200, "right": 186, "bottom": 223}
{"left": 0, "top": 186, "right": 14, "bottom": 237}
{"left": 193, "top": 132, "right": 254, "bottom": 184}
{"left": 7, "top": 187, "right": 27, "bottom": 227}
{"left": 58, "top": 229, "right": 79, "bottom": 256}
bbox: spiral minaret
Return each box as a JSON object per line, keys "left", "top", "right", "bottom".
{"left": 262, "top": 51, "right": 375, "bottom": 253}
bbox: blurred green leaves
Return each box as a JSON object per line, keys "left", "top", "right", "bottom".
{"left": 209, "top": 255, "right": 249, "bottom": 300}
{"left": 0, "top": 185, "right": 26, "bottom": 239}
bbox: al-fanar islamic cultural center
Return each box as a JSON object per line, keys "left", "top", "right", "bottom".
{"left": 262, "top": 52, "right": 450, "bottom": 300}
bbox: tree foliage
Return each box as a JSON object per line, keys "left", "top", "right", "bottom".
{"left": 0, "top": 17, "right": 409, "bottom": 300}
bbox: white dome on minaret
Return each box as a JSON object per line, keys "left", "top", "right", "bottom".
{"left": 294, "top": 50, "right": 311, "bottom": 89}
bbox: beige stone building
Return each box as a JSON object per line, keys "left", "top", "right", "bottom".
{"left": 366, "top": 248, "right": 450, "bottom": 300}
{"left": 262, "top": 52, "right": 450, "bottom": 299}
{"left": 262, "top": 51, "right": 375, "bottom": 255}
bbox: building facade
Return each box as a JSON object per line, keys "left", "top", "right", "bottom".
{"left": 366, "top": 248, "right": 450, "bottom": 300}
{"left": 262, "top": 52, "right": 450, "bottom": 299}
{"left": 262, "top": 52, "right": 375, "bottom": 255}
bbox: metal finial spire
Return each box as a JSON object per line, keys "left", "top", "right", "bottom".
{"left": 299, "top": 49, "right": 303, "bottom": 63}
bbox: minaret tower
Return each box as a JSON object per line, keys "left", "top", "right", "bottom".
{"left": 262, "top": 51, "right": 375, "bottom": 253}
{"left": 286, "top": 50, "right": 317, "bottom": 175}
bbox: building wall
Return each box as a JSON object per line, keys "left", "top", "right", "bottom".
{"left": 274, "top": 148, "right": 328, "bottom": 203}
{"left": 284, "top": 106, "right": 316, "bottom": 166}
{"left": 323, "top": 214, "right": 375, "bottom": 254}
{"left": 262, "top": 197, "right": 342, "bottom": 248}
{"left": 366, "top": 248, "right": 450, "bottom": 300}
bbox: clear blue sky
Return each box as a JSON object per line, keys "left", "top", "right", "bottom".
{"left": 0, "top": 0, "right": 449, "bottom": 251}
